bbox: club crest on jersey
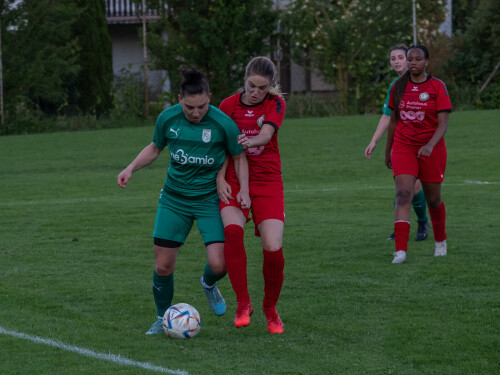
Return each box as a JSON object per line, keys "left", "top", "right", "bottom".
{"left": 257, "top": 115, "right": 265, "bottom": 128}
{"left": 202, "top": 129, "right": 211, "bottom": 143}
{"left": 419, "top": 92, "right": 429, "bottom": 101}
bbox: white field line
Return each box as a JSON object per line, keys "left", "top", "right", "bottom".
{"left": 0, "top": 326, "right": 189, "bottom": 375}
{"left": 1, "top": 181, "right": 498, "bottom": 207}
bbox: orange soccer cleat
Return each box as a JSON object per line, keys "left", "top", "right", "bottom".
{"left": 234, "top": 304, "right": 253, "bottom": 328}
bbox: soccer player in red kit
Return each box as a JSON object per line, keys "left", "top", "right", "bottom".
{"left": 385, "top": 45, "right": 451, "bottom": 264}
{"left": 217, "top": 56, "right": 286, "bottom": 333}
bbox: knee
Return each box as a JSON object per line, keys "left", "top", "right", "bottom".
{"left": 155, "top": 261, "right": 175, "bottom": 276}
{"left": 261, "top": 239, "right": 282, "bottom": 252}
{"left": 208, "top": 261, "right": 226, "bottom": 275}
{"left": 396, "top": 189, "right": 413, "bottom": 205}
{"left": 426, "top": 197, "right": 442, "bottom": 210}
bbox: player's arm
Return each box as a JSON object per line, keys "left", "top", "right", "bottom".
{"left": 117, "top": 142, "right": 162, "bottom": 188}
{"left": 231, "top": 151, "right": 250, "bottom": 209}
{"left": 216, "top": 153, "right": 232, "bottom": 204}
{"left": 385, "top": 112, "right": 397, "bottom": 169}
{"left": 238, "top": 124, "right": 275, "bottom": 149}
{"left": 417, "top": 112, "right": 449, "bottom": 158}
{"left": 365, "top": 114, "right": 391, "bottom": 159}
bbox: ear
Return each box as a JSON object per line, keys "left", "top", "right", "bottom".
{"left": 178, "top": 94, "right": 182, "bottom": 103}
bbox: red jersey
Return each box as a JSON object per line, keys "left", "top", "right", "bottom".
{"left": 219, "top": 92, "right": 285, "bottom": 187}
{"left": 389, "top": 76, "right": 451, "bottom": 146}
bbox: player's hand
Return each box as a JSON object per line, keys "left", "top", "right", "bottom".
{"left": 365, "top": 141, "right": 376, "bottom": 159}
{"left": 117, "top": 168, "right": 132, "bottom": 188}
{"left": 417, "top": 143, "right": 434, "bottom": 158}
{"left": 238, "top": 134, "right": 252, "bottom": 149}
{"left": 217, "top": 178, "right": 233, "bottom": 204}
{"left": 237, "top": 190, "right": 251, "bottom": 210}
{"left": 385, "top": 151, "right": 392, "bottom": 169}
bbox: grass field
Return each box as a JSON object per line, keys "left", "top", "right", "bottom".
{"left": 1, "top": 109, "right": 499, "bottom": 374}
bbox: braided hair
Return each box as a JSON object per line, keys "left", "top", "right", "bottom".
{"left": 393, "top": 44, "right": 429, "bottom": 119}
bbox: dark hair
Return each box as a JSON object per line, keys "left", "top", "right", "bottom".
{"left": 393, "top": 44, "right": 430, "bottom": 118}
{"left": 244, "top": 56, "right": 283, "bottom": 98}
{"left": 389, "top": 44, "right": 408, "bottom": 56}
{"left": 408, "top": 44, "right": 430, "bottom": 59}
{"left": 180, "top": 69, "right": 210, "bottom": 98}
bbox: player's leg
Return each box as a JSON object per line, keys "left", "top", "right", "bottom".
{"left": 220, "top": 204, "right": 252, "bottom": 327}
{"left": 258, "top": 219, "right": 285, "bottom": 334}
{"left": 197, "top": 204, "right": 227, "bottom": 316}
{"left": 201, "top": 242, "right": 227, "bottom": 316}
{"left": 422, "top": 182, "right": 447, "bottom": 256}
{"left": 392, "top": 174, "right": 416, "bottom": 264}
{"left": 147, "top": 202, "right": 191, "bottom": 334}
{"left": 412, "top": 179, "right": 430, "bottom": 241}
{"left": 146, "top": 241, "right": 180, "bottom": 335}
{"left": 420, "top": 140, "right": 447, "bottom": 256}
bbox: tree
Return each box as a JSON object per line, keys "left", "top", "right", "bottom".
{"left": 283, "top": 0, "right": 446, "bottom": 114}
{"left": 145, "top": 0, "right": 278, "bottom": 105}
{"left": 2, "top": 0, "right": 81, "bottom": 116}
{"left": 448, "top": 0, "right": 500, "bottom": 108}
{"left": 1, "top": 0, "right": 114, "bottom": 130}
{"left": 70, "top": 0, "right": 113, "bottom": 116}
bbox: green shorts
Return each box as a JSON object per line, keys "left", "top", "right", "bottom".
{"left": 153, "top": 191, "right": 224, "bottom": 245}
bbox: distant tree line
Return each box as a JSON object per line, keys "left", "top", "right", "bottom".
{"left": 0, "top": 0, "right": 498, "bottom": 134}
{"left": 0, "top": 0, "right": 112, "bottom": 133}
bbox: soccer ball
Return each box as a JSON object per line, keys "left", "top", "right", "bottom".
{"left": 163, "top": 303, "right": 201, "bottom": 339}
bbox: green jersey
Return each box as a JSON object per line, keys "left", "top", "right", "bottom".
{"left": 153, "top": 104, "right": 242, "bottom": 199}
{"left": 382, "top": 78, "right": 399, "bottom": 116}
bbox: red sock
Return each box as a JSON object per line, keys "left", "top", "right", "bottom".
{"left": 224, "top": 225, "right": 250, "bottom": 305}
{"left": 263, "top": 248, "right": 284, "bottom": 310}
{"left": 428, "top": 202, "right": 446, "bottom": 242}
{"left": 394, "top": 221, "right": 410, "bottom": 251}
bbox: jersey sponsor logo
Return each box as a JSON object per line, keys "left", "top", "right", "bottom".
{"left": 169, "top": 128, "right": 179, "bottom": 136}
{"left": 411, "top": 86, "right": 419, "bottom": 92}
{"left": 245, "top": 135, "right": 265, "bottom": 156}
{"left": 245, "top": 110, "right": 254, "bottom": 117}
{"left": 419, "top": 92, "right": 429, "bottom": 101}
{"left": 202, "top": 129, "right": 211, "bottom": 143}
{"left": 400, "top": 110, "right": 425, "bottom": 122}
{"left": 170, "top": 149, "right": 215, "bottom": 166}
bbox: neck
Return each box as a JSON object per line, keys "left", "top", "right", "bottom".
{"left": 411, "top": 72, "right": 427, "bottom": 83}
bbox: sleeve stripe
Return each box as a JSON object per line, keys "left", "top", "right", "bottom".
{"left": 263, "top": 121, "right": 279, "bottom": 132}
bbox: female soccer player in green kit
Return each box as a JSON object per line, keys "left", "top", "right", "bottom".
{"left": 117, "top": 69, "right": 250, "bottom": 334}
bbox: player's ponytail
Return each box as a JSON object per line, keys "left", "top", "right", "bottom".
{"left": 394, "top": 70, "right": 410, "bottom": 120}
{"left": 244, "top": 56, "right": 284, "bottom": 98}
{"left": 180, "top": 69, "right": 210, "bottom": 98}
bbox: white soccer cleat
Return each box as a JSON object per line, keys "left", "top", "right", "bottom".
{"left": 434, "top": 240, "right": 447, "bottom": 256}
{"left": 392, "top": 250, "right": 407, "bottom": 264}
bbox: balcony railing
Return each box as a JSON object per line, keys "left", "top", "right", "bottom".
{"left": 106, "top": 0, "right": 162, "bottom": 24}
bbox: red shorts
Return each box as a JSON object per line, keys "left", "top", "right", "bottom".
{"left": 391, "top": 139, "right": 447, "bottom": 183}
{"left": 219, "top": 181, "right": 285, "bottom": 237}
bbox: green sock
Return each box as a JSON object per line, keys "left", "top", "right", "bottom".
{"left": 202, "top": 263, "right": 226, "bottom": 287}
{"left": 412, "top": 189, "right": 428, "bottom": 222}
{"left": 152, "top": 271, "right": 174, "bottom": 317}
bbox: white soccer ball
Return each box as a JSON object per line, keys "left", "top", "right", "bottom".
{"left": 163, "top": 303, "right": 201, "bottom": 339}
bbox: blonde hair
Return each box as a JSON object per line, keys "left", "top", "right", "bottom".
{"left": 244, "top": 56, "right": 283, "bottom": 98}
